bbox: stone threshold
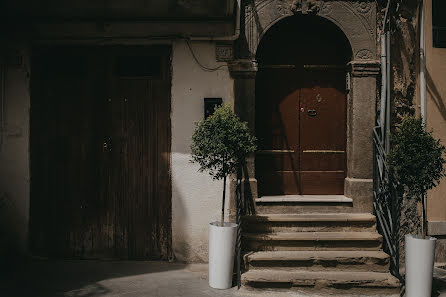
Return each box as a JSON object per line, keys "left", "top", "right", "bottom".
{"left": 256, "top": 195, "right": 353, "bottom": 203}
{"left": 243, "top": 213, "right": 375, "bottom": 222}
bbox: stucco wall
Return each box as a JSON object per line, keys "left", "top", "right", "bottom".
{"left": 425, "top": 0, "right": 446, "bottom": 223}
{"left": 171, "top": 40, "right": 234, "bottom": 262}
{"left": 0, "top": 47, "right": 30, "bottom": 257}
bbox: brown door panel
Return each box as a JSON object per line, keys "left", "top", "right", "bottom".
{"left": 256, "top": 68, "right": 301, "bottom": 196}
{"left": 300, "top": 152, "right": 345, "bottom": 171}
{"left": 256, "top": 153, "right": 299, "bottom": 172}
{"left": 299, "top": 70, "right": 346, "bottom": 194}
{"left": 256, "top": 69, "right": 300, "bottom": 151}
{"left": 258, "top": 171, "right": 301, "bottom": 196}
{"left": 300, "top": 71, "right": 346, "bottom": 152}
{"left": 300, "top": 171, "right": 345, "bottom": 195}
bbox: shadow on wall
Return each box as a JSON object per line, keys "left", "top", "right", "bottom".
{"left": 389, "top": 18, "right": 418, "bottom": 123}
{"left": 426, "top": 69, "right": 446, "bottom": 122}
{"left": 0, "top": 191, "right": 24, "bottom": 267}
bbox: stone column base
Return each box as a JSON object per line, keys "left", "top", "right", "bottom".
{"left": 344, "top": 177, "right": 373, "bottom": 213}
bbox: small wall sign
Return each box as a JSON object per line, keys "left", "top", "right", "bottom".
{"left": 215, "top": 43, "right": 233, "bottom": 62}
{"left": 204, "top": 98, "right": 223, "bottom": 119}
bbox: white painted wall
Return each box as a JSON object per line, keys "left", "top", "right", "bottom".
{"left": 171, "top": 40, "right": 234, "bottom": 262}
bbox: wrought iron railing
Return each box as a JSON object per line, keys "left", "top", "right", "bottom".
{"left": 373, "top": 125, "right": 401, "bottom": 280}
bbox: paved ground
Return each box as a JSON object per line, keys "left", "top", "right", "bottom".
{"left": 0, "top": 259, "right": 445, "bottom": 297}
{"left": 434, "top": 264, "right": 446, "bottom": 297}
{"left": 1, "top": 260, "right": 239, "bottom": 297}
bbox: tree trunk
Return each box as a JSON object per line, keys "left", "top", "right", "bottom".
{"left": 422, "top": 192, "right": 427, "bottom": 239}
{"left": 221, "top": 175, "right": 227, "bottom": 227}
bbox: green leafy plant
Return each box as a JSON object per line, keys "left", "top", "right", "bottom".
{"left": 190, "top": 104, "right": 256, "bottom": 226}
{"left": 388, "top": 116, "right": 446, "bottom": 237}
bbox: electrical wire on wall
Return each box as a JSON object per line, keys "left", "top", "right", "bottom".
{"left": 184, "top": 39, "right": 228, "bottom": 72}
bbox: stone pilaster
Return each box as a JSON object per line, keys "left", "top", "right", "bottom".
{"left": 345, "top": 60, "right": 380, "bottom": 212}
{"left": 228, "top": 60, "right": 259, "bottom": 217}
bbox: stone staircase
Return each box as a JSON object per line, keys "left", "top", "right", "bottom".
{"left": 241, "top": 195, "right": 400, "bottom": 296}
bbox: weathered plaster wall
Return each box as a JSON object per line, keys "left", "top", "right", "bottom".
{"left": 387, "top": 0, "right": 418, "bottom": 124}
{"left": 384, "top": 0, "right": 428, "bottom": 265}
{"left": 0, "top": 46, "right": 30, "bottom": 259}
{"left": 171, "top": 40, "right": 234, "bottom": 262}
{"left": 424, "top": 0, "right": 446, "bottom": 223}
{"left": 424, "top": 0, "right": 446, "bottom": 262}
{"left": 383, "top": 0, "right": 446, "bottom": 262}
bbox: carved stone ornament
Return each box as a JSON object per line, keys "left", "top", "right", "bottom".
{"left": 348, "top": 60, "right": 380, "bottom": 77}
{"left": 319, "top": 2, "right": 332, "bottom": 15}
{"left": 290, "top": 0, "right": 323, "bottom": 14}
{"left": 353, "top": 0, "right": 372, "bottom": 14}
{"left": 355, "top": 49, "right": 373, "bottom": 60}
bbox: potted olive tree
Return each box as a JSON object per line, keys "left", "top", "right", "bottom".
{"left": 388, "top": 116, "right": 446, "bottom": 297}
{"left": 191, "top": 104, "right": 256, "bottom": 289}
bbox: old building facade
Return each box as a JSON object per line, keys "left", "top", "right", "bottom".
{"left": 0, "top": 0, "right": 444, "bottom": 291}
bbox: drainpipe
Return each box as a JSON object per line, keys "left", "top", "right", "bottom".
{"left": 420, "top": 0, "right": 427, "bottom": 126}
{"left": 381, "top": 0, "right": 391, "bottom": 148}
{"left": 190, "top": 0, "right": 241, "bottom": 41}
{"left": 420, "top": 0, "right": 428, "bottom": 239}
{"left": 386, "top": 32, "right": 391, "bottom": 154}
{"left": 380, "top": 34, "right": 387, "bottom": 140}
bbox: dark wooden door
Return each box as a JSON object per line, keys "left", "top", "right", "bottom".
{"left": 256, "top": 69, "right": 302, "bottom": 195}
{"left": 30, "top": 47, "right": 171, "bottom": 260}
{"left": 256, "top": 67, "right": 346, "bottom": 196}
{"left": 299, "top": 69, "right": 346, "bottom": 194}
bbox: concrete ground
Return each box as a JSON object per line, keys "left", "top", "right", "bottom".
{"left": 433, "top": 264, "right": 446, "bottom": 297}
{"left": 0, "top": 259, "right": 445, "bottom": 297}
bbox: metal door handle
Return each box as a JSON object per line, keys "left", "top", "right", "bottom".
{"left": 307, "top": 109, "right": 317, "bottom": 117}
{"left": 103, "top": 136, "right": 112, "bottom": 152}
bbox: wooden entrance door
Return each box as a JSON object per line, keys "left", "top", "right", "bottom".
{"left": 30, "top": 47, "right": 171, "bottom": 260}
{"left": 256, "top": 67, "right": 346, "bottom": 196}
{"left": 299, "top": 69, "right": 346, "bottom": 194}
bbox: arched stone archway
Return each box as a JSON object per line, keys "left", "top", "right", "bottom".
{"left": 244, "top": 0, "right": 376, "bottom": 60}
{"left": 230, "top": 0, "right": 380, "bottom": 212}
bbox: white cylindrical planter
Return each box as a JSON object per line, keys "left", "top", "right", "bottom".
{"left": 405, "top": 234, "right": 437, "bottom": 297}
{"left": 209, "top": 222, "right": 237, "bottom": 289}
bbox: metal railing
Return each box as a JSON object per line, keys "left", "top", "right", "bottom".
{"left": 373, "top": 126, "right": 401, "bottom": 280}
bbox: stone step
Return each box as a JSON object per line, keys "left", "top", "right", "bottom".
{"left": 243, "top": 213, "right": 376, "bottom": 233}
{"left": 242, "top": 269, "right": 400, "bottom": 295}
{"left": 243, "top": 232, "right": 382, "bottom": 251}
{"left": 255, "top": 195, "right": 354, "bottom": 214}
{"left": 245, "top": 250, "right": 390, "bottom": 272}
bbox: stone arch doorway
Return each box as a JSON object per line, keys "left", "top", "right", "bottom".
{"left": 231, "top": 1, "right": 379, "bottom": 211}
{"left": 255, "top": 15, "right": 352, "bottom": 196}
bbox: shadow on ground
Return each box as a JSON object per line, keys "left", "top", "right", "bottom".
{"left": 433, "top": 267, "right": 446, "bottom": 297}
{"left": 0, "top": 258, "right": 237, "bottom": 297}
